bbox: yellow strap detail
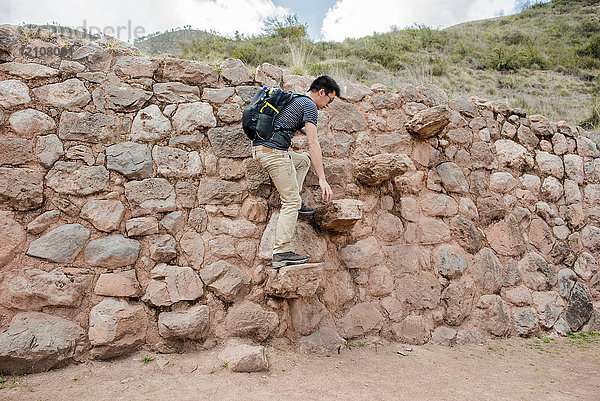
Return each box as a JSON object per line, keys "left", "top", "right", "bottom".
{"left": 260, "top": 101, "right": 279, "bottom": 113}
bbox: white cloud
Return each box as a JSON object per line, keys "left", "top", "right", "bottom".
{"left": 3, "top": 0, "right": 289, "bottom": 42}
{"left": 321, "top": 0, "right": 519, "bottom": 41}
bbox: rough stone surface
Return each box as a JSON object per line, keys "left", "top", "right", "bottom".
{"left": 470, "top": 247, "right": 504, "bottom": 294}
{"left": 432, "top": 326, "right": 457, "bottom": 346}
{"left": 172, "top": 102, "right": 217, "bottom": 133}
{"left": 436, "top": 162, "right": 468, "bottom": 193}
{"left": 130, "top": 105, "right": 172, "bottom": 143}
{"left": 218, "top": 339, "right": 268, "bottom": 373}
{"left": 564, "top": 282, "right": 593, "bottom": 331}
{"left": 432, "top": 244, "right": 467, "bottom": 278}
{"left": 126, "top": 216, "right": 159, "bottom": 237}
{"left": 143, "top": 264, "right": 203, "bottom": 307}
{"left": 473, "top": 295, "right": 512, "bottom": 337}
{"left": 9, "top": 108, "right": 55, "bottom": 137}
{"left": 33, "top": 78, "right": 91, "bottom": 109}
{"left": 297, "top": 327, "right": 346, "bottom": 354}
{"left": 0, "top": 167, "right": 44, "bottom": 210}
{"left": 315, "top": 199, "right": 363, "bottom": 232}
{"left": 36, "top": 134, "right": 64, "bottom": 168}
{"left": 265, "top": 263, "right": 323, "bottom": 298}
{"left": 200, "top": 261, "right": 250, "bottom": 302}
{"left": 513, "top": 307, "right": 539, "bottom": 336}
{"left": 124, "top": 178, "right": 176, "bottom": 216}
{"left": 100, "top": 82, "right": 152, "bottom": 112}
{"left": 106, "top": 142, "right": 153, "bottom": 179}
{"left": 0, "top": 79, "right": 31, "bottom": 108}
{"left": 159, "top": 58, "right": 219, "bottom": 86}
{"left": 207, "top": 127, "right": 251, "bottom": 158}
{"left": 0, "top": 312, "right": 85, "bottom": 374}
{"left": 442, "top": 275, "right": 477, "bottom": 326}
{"left": 0, "top": 211, "right": 26, "bottom": 266}
{"left": 84, "top": 235, "right": 140, "bottom": 268}
{"left": 88, "top": 298, "right": 147, "bottom": 359}
{"left": 152, "top": 145, "right": 202, "bottom": 178}
{"left": 223, "top": 301, "right": 279, "bottom": 341}
{"left": 518, "top": 252, "right": 557, "bottom": 291}
{"left": 94, "top": 270, "right": 141, "bottom": 297}
{"left": 486, "top": 215, "right": 527, "bottom": 257}
{"left": 532, "top": 291, "right": 565, "bottom": 329}
{"left": 80, "top": 199, "right": 125, "bottom": 232}
{"left": 391, "top": 315, "right": 431, "bottom": 345}
{"left": 149, "top": 234, "right": 177, "bottom": 263}
{"left": 158, "top": 304, "right": 210, "bottom": 340}
{"left": 27, "top": 223, "right": 90, "bottom": 263}
{"left": 46, "top": 162, "right": 109, "bottom": 196}
{"left": 153, "top": 82, "right": 200, "bottom": 103}
{"left": 406, "top": 105, "right": 451, "bottom": 138}
{"left": 356, "top": 153, "right": 413, "bottom": 186}
{"left": 340, "top": 303, "right": 384, "bottom": 338}
{"left": 58, "top": 111, "right": 120, "bottom": 143}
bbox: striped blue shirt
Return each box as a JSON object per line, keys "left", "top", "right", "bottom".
{"left": 253, "top": 95, "right": 318, "bottom": 150}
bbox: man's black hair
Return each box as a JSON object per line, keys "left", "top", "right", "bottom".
{"left": 309, "top": 75, "right": 341, "bottom": 97}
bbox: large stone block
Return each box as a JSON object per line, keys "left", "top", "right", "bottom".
{"left": 143, "top": 264, "right": 203, "bottom": 307}
{"left": 46, "top": 162, "right": 109, "bottom": 196}
{"left": 432, "top": 244, "right": 467, "bottom": 279}
{"left": 255, "top": 63, "right": 283, "bottom": 86}
{"left": 88, "top": 298, "right": 147, "bottom": 359}
{"left": 442, "top": 275, "right": 477, "bottom": 326}
{"left": 0, "top": 79, "right": 30, "bottom": 108}
{"left": 416, "top": 217, "right": 451, "bottom": 245}
{"left": 106, "top": 141, "right": 153, "bottom": 179}
{"left": 94, "top": 270, "right": 141, "bottom": 297}
{"left": 0, "top": 211, "right": 26, "bottom": 267}
{"left": 532, "top": 291, "right": 565, "bottom": 329}
{"left": 340, "top": 302, "right": 384, "bottom": 338}
{"left": 356, "top": 153, "right": 413, "bottom": 186}
{"left": 197, "top": 178, "right": 247, "bottom": 205}
{"left": 159, "top": 58, "right": 219, "bottom": 86}
{"left": 153, "top": 82, "right": 200, "bottom": 103}
{"left": 391, "top": 315, "right": 430, "bottom": 345}
{"left": 218, "top": 339, "right": 268, "bottom": 373}
{"left": 8, "top": 108, "right": 55, "bottom": 137}
{"left": 486, "top": 215, "right": 526, "bottom": 257}
{"left": 130, "top": 105, "right": 172, "bottom": 143}
{"left": 406, "top": 105, "right": 451, "bottom": 138}
{"left": 339, "top": 236, "right": 384, "bottom": 269}
{"left": 219, "top": 58, "right": 253, "bottom": 85}
{"left": 223, "top": 301, "right": 279, "bottom": 341}
{"left": 27, "top": 223, "right": 90, "bottom": 263}
{"left": 0, "top": 61, "right": 58, "bottom": 79}
{"left": 152, "top": 145, "right": 202, "bottom": 178}
{"left": 207, "top": 127, "right": 251, "bottom": 158}
{"left": 436, "top": 162, "right": 469, "bottom": 194}
{"left": 124, "top": 178, "right": 176, "bottom": 216}
{"left": 518, "top": 252, "right": 557, "bottom": 291}
{"left": 32, "top": 78, "right": 91, "bottom": 109}
{"left": 494, "top": 139, "right": 529, "bottom": 170}
{"left": 473, "top": 294, "right": 512, "bottom": 337}
{"left": 564, "top": 282, "right": 593, "bottom": 331}
{"left": 420, "top": 192, "right": 458, "bottom": 217}
{"left": 80, "top": 199, "right": 125, "bottom": 232}
{"left": 100, "top": 82, "right": 152, "bottom": 112}
{"left": 327, "top": 101, "right": 368, "bottom": 132}
{"left": 470, "top": 247, "right": 504, "bottom": 294}
{"left": 265, "top": 263, "right": 322, "bottom": 298}
{"left": 0, "top": 312, "right": 85, "bottom": 374}
{"left": 450, "top": 216, "right": 484, "bottom": 254}
{"left": 315, "top": 199, "right": 363, "bottom": 232}
{"left": 0, "top": 137, "right": 33, "bottom": 166}
{"left": 0, "top": 167, "right": 44, "bottom": 210}
{"left": 58, "top": 111, "right": 121, "bottom": 143}
{"left": 85, "top": 234, "right": 140, "bottom": 268}
{"left": 199, "top": 261, "right": 250, "bottom": 302}
{"left": 158, "top": 304, "right": 210, "bottom": 340}
{"left": 0, "top": 268, "right": 91, "bottom": 310}
{"left": 395, "top": 271, "right": 442, "bottom": 311}
{"left": 172, "top": 102, "right": 217, "bottom": 133}
{"left": 297, "top": 327, "right": 346, "bottom": 354}
{"left": 113, "top": 56, "right": 159, "bottom": 78}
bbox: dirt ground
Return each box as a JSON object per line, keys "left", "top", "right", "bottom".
{"left": 3, "top": 335, "right": 600, "bottom": 401}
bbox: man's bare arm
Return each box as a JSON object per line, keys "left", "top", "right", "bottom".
{"left": 304, "top": 122, "right": 333, "bottom": 201}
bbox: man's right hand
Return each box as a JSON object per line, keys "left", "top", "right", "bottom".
{"left": 319, "top": 178, "right": 333, "bottom": 202}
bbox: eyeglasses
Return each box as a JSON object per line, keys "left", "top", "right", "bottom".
{"left": 325, "top": 93, "right": 335, "bottom": 104}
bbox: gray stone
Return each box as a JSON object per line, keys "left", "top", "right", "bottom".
{"left": 420, "top": 192, "right": 458, "bottom": 217}
{"left": 33, "top": 78, "right": 91, "bottom": 109}
{"left": 406, "top": 105, "right": 451, "bottom": 138}
{"left": 577, "top": 136, "right": 600, "bottom": 158}
{"left": 0, "top": 268, "right": 91, "bottom": 310}
{"left": 27, "top": 223, "right": 90, "bottom": 263}
{"left": 0, "top": 167, "right": 44, "bottom": 210}
{"left": 0, "top": 79, "right": 30, "bottom": 108}
{"left": 432, "top": 326, "right": 457, "bottom": 346}
{"left": 84, "top": 235, "right": 140, "bottom": 268}
{"left": 470, "top": 247, "right": 504, "bottom": 294}
{"left": 574, "top": 252, "right": 598, "bottom": 281}
{"left": 197, "top": 178, "right": 247, "bottom": 205}
{"left": 255, "top": 63, "right": 283, "bottom": 86}
{"left": 160, "top": 211, "right": 185, "bottom": 236}
{"left": 26, "top": 210, "right": 60, "bottom": 235}
{"left": 101, "top": 82, "right": 152, "bottom": 112}
{"left": 474, "top": 295, "right": 512, "bottom": 337}
{"left": 0, "top": 211, "right": 26, "bottom": 266}
{"left": 153, "top": 82, "right": 200, "bottom": 103}
{"left": 470, "top": 142, "right": 498, "bottom": 170}
{"left": 436, "top": 162, "right": 468, "bottom": 193}
{"left": 442, "top": 275, "right": 477, "bottom": 326}
{"left": 432, "top": 244, "right": 467, "bottom": 279}
{"left": 130, "top": 105, "right": 172, "bottom": 143}
{"left": 327, "top": 101, "right": 368, "bottom": 132}
{"left": 356, "top": 153, "right": 413, "bottom": 186}
{"left": 513, "top": 307, "right": 539, "bottom": 336}
{"left": 203, "top": 87, "right": 235, "bottom": 104}
{"left": 124, "top": 178, "right": 176, "bottom": 216}
{"left": 503, "top": 285, "right": 532, "bottom": 306}
{"left": 106, "top": 142, "right": 153, "bottom": 179}
{"left": 159, "top": 58, "right": 219, "bottom": 86}
{"left": 265, "top": 263, "right": 322, "bottom": 298}
{"left": 149, "top": 234, "right": 177, "bottom": 263}
{"left": 88, "top": 298, "right": 147, "bottom": 360}
{"left": 0, "top": 62, "right": 58, "bottom": 79}
{"left": 494, "top": 139, "right": 528, "bottom": 170}
{"left": 46, "top": 162, "right": 109, "bottom": 196}
{"left": 143, "top": 264, "right": 203, "bottom": 307}
{"left": 532, "top": 291, "right": 565, "bottom": 329}
{"left": 94, "top": 270, "right": 141, "bottom": 297}
{"left": 9, "top": 109, "right": 55, "bottom": 137}
{"left": 395, "top": 272, "right": 442, "bottom": 311}
{"left": 391, "top": 315, "right": 430, "bottom": 345}
{"left": 297, "top": 327, "right": 346, "bottom": 354}
{"left": 450, "top": 216, "right": 484, "bottom": 254}
{"left": 172, "top": 102, "right": 216, "bottom": 133}
{"left": 416, "top": 217, "right": 451, "bottom": 245}
{"left": 207, "top": 127, "right": 251, "bottom": 158}
{"left": 158, "top": 304, "right": 210, "bottom": 340}
{"left": 58, "top": 111, "right": 120, "bottom": 143}
{"left": 564, "top": 282, "right": 593, "bottom": 331}
{"left": 558, "top": 268, "right": 577, "bottom": 298}
{"left": 71, "top": 44, "right": 112, "bottom": 72}
{"left": 179, "top": 230, "right": 205, "bottom": 269}
{"left": 200, "top": 261, "right": 250, "bottom": 302}
{"left": 218, "top": 339, "right": 268, "bottom": 373}
{"left": 0, "top": 312, "right": 85, "bottom": 374}
{"left": 125, "top": 216, "right": 159, "bottom": 236}
{"left": 80, "top": 199, "right": 125, "bottom": 232}
{"left": 219, "top": 58, "right": 253, "bottom": 85}
{"left": 152, "top": 145, "right": 202, "bottom": 178}
{"left": 223, "top": 301, "right": 279, "bottom": 341}
{"left": 582, "top": 225, "right": 600, "bottom": 251}
{"left": 176, "top": 181, "right": 198, "bottom": 208}
{"left": 518, "top": 252, "right": 557, "bottom": 291}
{"left": 113, "top": 56, "right": 159, "bottom": 78}
{"left": 339, "top": 236, "right": 384, "bottom": 270}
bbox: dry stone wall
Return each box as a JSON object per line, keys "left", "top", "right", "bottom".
{"left": 0, "top": 24, "right": 599, "bottom": 374}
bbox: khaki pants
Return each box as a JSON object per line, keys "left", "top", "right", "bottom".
{"left": 252, "top": 146, "right": 310, "bottom": 255}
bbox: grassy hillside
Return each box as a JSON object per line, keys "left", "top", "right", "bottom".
{"left": 134, "top": 0, "right": 600, "bottom": 128}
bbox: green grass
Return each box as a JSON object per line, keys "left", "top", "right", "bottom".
{"left": 141, "top": 355, "right": 155, "bottom": 365}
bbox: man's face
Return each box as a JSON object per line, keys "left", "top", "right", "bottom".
{"left": 316, "top": 89, "right": 336, "bottom": 110}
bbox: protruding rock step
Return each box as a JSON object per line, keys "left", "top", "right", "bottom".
{"left": 314, "top": 199, "right": 363, "bottom": 232}
{"left": 265, "top": 263, "right": 322, "bottom": 298}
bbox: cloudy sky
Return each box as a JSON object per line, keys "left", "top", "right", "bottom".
{"left": 1, "top": 0, "right": 545, "bottom": 42}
